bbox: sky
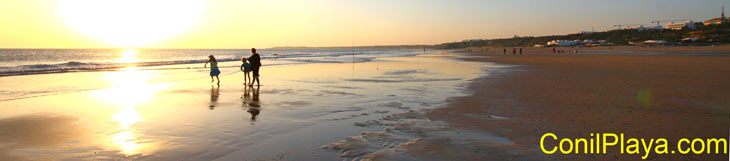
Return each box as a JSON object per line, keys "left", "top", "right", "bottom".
{"left": 0, "top": 0, "right": 728, "bottom": 49}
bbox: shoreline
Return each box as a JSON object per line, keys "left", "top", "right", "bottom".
{"left": 424, "top": 53, "right": 730, "bottom": 160}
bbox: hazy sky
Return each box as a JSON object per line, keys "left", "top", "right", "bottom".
{"left": 0, "top": 0, "right": 728, "bottom": 48}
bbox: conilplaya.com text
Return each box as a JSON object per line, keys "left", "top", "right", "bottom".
{"left": 540, "top": 133, "right": 728, "bottom": 159}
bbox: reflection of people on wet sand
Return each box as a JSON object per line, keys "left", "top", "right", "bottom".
{"left": 209, "top": 84, "right": 220, "bottom": 110}
{"left": 241, "top": 86, "right": 260, "bottom": 120}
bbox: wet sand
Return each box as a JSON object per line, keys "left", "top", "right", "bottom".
{"left": 0, "top": 53, "right": 493, "bottom": 160}
{"left": 426, "top": 54, "right": 730, "bottom": 160}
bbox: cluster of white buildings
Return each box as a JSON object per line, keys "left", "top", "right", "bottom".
{"left": 535, "top": 7, "right": 728, "bottom": 48}
{"left": 620, "top": 7, "right": 727, "bottom": 31}
{"left": 545, "top": 40, "right": 613, "bottom": 47}
{"left": 665, "top": 20, "right": 696, "bottom": 30}
{"left": 619, "top": 21, "right": 696, "bottom": 31}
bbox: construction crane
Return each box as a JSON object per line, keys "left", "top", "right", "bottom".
{"left": 651, "top": 19, "right": 690, "bottom": 26}
{"left": 613, "top": 24, "right": 647, "bottom": 30}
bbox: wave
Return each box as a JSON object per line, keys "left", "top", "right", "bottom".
{"left": 0, "top": 58, "right": 240, "bottom": 77}
{"left": 0, "top": 49, "right": 430, "bottom": 77}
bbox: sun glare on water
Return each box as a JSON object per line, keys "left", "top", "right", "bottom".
{"left": 118, "top": 49, "right": 139, "bottom": 64}
{"left": 59, "top": 0, "right": 205, "bottom": 47}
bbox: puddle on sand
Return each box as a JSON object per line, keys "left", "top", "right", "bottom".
{"left": 323, "top": 109, "right": 518, "bottom": 160}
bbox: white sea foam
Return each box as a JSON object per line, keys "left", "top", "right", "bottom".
{"left": 0, "top": 48, "right": 427, "bottom": 76}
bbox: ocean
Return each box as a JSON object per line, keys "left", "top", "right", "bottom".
{"left": 0, "top": 48, "right": 426, "bottom": 77}
{"left": 0, "top": 48, "right": 428, "bottom": 101}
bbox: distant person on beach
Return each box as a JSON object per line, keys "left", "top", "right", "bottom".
{"left": 573, "top": 49, "right": 578, "bottom": 54}
{"left": 519, "top": 48, "right": 523, "bottom": 55}
{"left": 552, "top": 47, "right": 556, "bottom": 53}
{"left": 240, "top": 57, "right": 252, "bottom": 85}
{"left": 503, "top": 48, "right": 506, "bottom": 55}
{"left": 204, "top": 55, "right": 221, "bottom": 84}
{"left": 512, "top": 48, "right": 516, "bottom": 55}
{"left": 248, "top": 48, "right": 262, "bottom": 86}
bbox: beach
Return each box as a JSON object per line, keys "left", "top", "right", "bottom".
{"left": 4, "top": 0, "right": 730, "bottom": 160}
{"left": 425, "top": 53, "right": 730, "bottom": 160}
{"left": 0, "top": 48, "right": 728, "bottom": 160}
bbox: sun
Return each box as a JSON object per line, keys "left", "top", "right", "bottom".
{"left": 59, "top": 0, "right": 205, "bottom": 47}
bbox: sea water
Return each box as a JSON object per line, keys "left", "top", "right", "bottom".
{"left": 0, "top": 48, "right": 424, "bottom": 101}
{"left": 0, "top": 48, "right": 421, "bottom": 76}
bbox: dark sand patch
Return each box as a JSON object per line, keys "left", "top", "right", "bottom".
{"left": 344, "top": 78, "right": 460, "bottom": 83}
{"left": 323, "top": 85, "right": 364, "bottom": 89}
{"left": 0, "top": 114, "right": 85, "bottom": 160}
{"left": 383, "top": 69, "right": 430, "bottom": 75}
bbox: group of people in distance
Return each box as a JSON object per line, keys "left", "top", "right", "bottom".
{"left": 495, "top": 47, "right": 580, "bottom": 55}
{"left": 503, "top": 48, "right": 523, "bottom": 55}
{"left": 552, "top": 47, "right": 579, "bottom": 54}
{"left": 204, "top": 48, "right": 262, "bottom": 86}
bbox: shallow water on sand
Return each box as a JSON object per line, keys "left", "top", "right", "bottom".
{"left": 0, "top": 52, "right": 501, "bottom": 160}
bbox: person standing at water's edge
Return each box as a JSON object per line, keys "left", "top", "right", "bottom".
{"left": 240, "top": 57, "right": 252, "bottom": 85}
{"left": 248, "top": 48, "right": 262, "bottom": 86}
{"left": 204, "top": 55, "right": 221, "bottom": 85}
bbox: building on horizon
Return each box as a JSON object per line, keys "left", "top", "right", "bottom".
{"left": 704, "top": 6, "right": 728, "bottom": 25}
{"left": 546, "top": 39, "right": 609, "bottom": 46}
{"left": 629, "top": 40, "right": 669, "bottom": 46}
{"left": 628, "top": 25, "right": 664, "bottom": 31}
{"left": 575, "top": 31, "right": 595, "bottom": 34}
{"left": 547, "top": 40, "right": 578, "bottom": 46}
{"left": 665, "top": 20, "right": 696, "bottom": 30}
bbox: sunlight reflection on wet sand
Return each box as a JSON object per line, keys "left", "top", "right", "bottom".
{"left": 92, "top": 53, "right": 168, "bottom": 156}
{"left": 0, "top": 53, "right": 494, "bottom": 160}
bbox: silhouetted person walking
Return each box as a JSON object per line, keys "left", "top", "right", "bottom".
{"left": 248, "top": 48, "right": 262, "bottom": 86}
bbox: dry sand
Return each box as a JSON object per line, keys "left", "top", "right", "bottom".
{"left": 427, "top": 53, "right": 730, "bottom": 160}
